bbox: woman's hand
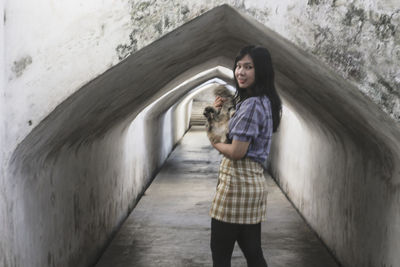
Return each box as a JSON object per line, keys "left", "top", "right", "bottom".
{"left": 214, "top": 96, "right": 226, "bottom": 109}
{"left": 211, "top": 141, "right": 220, "bottom": 150}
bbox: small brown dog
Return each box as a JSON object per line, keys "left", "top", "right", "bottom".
{"left": 203, "top": 85, "right": 235, "bottom": 144}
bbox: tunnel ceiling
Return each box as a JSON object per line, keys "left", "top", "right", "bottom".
{"left": 12, "top": 5, "right": 400, "bottom": 173}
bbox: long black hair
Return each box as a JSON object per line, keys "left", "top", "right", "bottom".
{"left": 233, "top": 45, "right": 282, "bottom": 132}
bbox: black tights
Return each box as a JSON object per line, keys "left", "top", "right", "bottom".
{"left": 210, "top": 218, "right": 268, "bottom": 267}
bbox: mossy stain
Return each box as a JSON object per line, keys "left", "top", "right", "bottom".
{"left": 11, "top": 56, "right": 33, "bottom": 78}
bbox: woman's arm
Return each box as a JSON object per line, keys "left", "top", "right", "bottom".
{"left": 212, "top": 139, "right": 250, "bottom": 160}
{"left": 211, "top": 95, "right": 250, "bottom": 160}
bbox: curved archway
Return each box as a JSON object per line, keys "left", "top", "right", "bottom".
{"left": 7, "top": 5, "right": 400, "bottom": 267}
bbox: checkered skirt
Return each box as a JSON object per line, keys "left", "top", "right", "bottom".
{"left": 210, "top": 156, "right": 268, "bottom": 224}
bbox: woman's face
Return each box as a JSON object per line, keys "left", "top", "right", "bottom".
{"left": 235, "top": 54, "right": 255, "bottom": 89}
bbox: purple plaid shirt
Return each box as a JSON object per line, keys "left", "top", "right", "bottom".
{"left": 228, "top": 96, "right": 273, "bottom": 166}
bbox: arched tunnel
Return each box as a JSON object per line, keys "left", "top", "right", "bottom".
{"left": 4, "top": 5, "right": 400, "bottom": 267}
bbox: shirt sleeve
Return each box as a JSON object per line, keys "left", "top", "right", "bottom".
{"left": 229, "top": 98, "right": 265, "bottom": 143}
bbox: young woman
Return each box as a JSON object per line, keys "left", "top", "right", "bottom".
{"left": 209, "top": 45, "right": 282, "bottom": 267}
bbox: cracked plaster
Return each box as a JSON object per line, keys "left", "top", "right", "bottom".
{"left": 116, "top": 0, "right": 400, "bottom": 120}
{"left": 4, "top": 0, "right": 399, "bottom": 156}
{"left": 2, "top": 3, "right": 400, "bottom": 267}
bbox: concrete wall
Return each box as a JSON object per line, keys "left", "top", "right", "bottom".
{"left": 4, "top": 0, "right": 400, "bottom": 157}
{"left": 269, "top": 100, "right": 400, "bottom": 267}
{"left": 3, "top": 54, "right": 232, "bottom": 267}
{"left": 1, "top": 1, "right": 400, "bottom": 267}
{"left": 1, "top": 1, "right": 9, "bottom": 267}
{"left": 3, "top": 74, "right": 203, "bottom": 267}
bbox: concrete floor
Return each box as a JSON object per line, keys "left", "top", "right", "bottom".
{"left": 94, "top": 126, "right": 340, "bottom": 267}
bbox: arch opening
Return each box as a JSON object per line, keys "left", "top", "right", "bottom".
{"left": 4, "top": 5, "right": 400, "bottom": 267}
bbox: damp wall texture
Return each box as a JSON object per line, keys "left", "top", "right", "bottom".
{"left": 1, "top": 1, "right": 400, "bottom": 267}
{"left": 0, "top": 2, "right": 8, "bottom": 267}
{"left": 4, "top": 0, "right": 400, "bottom": 156}
{"left": 2, "top": 72, "right": 197, "bottom": 267}
{"left": 6, "top": 98, "right": 193, "bottom": 267}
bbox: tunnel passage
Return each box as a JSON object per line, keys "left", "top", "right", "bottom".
{"left": 7, "top": 4, "right": 400, "bottom": 267}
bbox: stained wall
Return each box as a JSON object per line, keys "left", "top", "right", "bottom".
{"left": 1, "top": 2, "right": 400, "bottom": 267}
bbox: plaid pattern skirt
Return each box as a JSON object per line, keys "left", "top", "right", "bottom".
{"left": 210, "top": 156, "right": 268, "bottom": 224}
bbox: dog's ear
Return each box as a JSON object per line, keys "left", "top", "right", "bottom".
{"left": 204, "top": 121, "right": 212, "bottom": 131}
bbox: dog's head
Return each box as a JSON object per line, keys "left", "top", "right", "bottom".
{"left": 203, "top": 106, "right": 216, "bottom": 121}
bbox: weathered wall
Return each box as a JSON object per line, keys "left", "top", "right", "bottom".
{"left": 121, "top": 0, "right": 400, "bottom": 123}
{"left": 0, "top": 1, "right": 11, "bottom": 267}
{"left": 4, "top": 0, "right": 133, "bottom": 157}
{"left": 269, "top": 99, "right": 400, "bottom": 267}
{"left": 4, "top": 0, "right": 400, "bottom": 157}
{"left": 3, "top": 42, "right": 233, "bottom": 266}
{"left": 6, "top": 94, "right": 193, "bottom": 267}
{"left": 1, "top": 1, "right": 400, "bottom": 267}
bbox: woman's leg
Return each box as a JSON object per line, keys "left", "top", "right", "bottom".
{"left": 237, "top": 223, "right": 268, "bottom": 267}
{"left": 210, "top": 218, "right": 238, "bottom": 267}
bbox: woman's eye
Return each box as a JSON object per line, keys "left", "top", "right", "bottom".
{"left": 236, "top": 64, "right": 253, "bottom": 70}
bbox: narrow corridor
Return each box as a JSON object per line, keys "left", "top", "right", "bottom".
{"left": 94, "top": 126, "right": 340, "bottom": 267}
